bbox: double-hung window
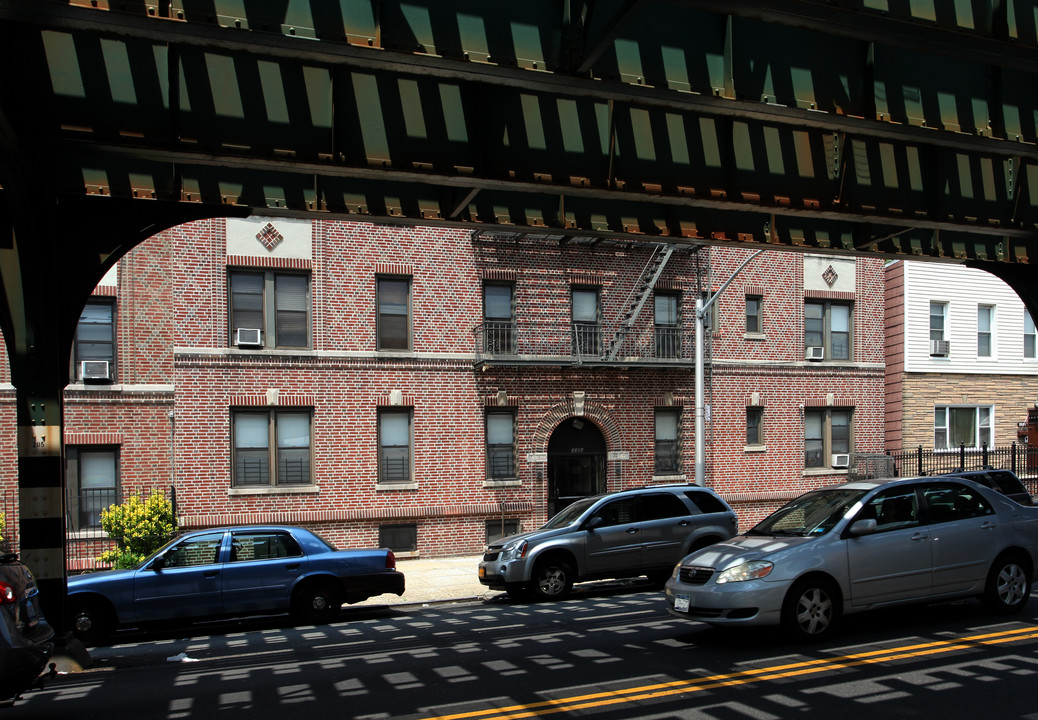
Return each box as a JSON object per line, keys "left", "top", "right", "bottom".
{"left": 1026, "top": 311, "right": 1036, "bottom": 359}
{"left": 745, "top": 295, "right": 763, "bottom": 335}
{"left": 483, "top": 284, "right": 515, "bottom": 354}
{"left": 572, "top": 288, "right": 601, "bottom": 356}
{"left": 66, "top": 447, "right": 119, "bottom": 531}
{"left": 805, "top": 301, "right": 851, "bottom": 361}
{"left": 232, "top": 410, "right": 313, "bottom": 487}
{"left": 654, "top": 408, "right": 681, "bottom": 475}
{"left": 379, "top": 409, "right": 413, "bottom": 484}
{"left": 654, "top": 293, "right": 681, "bottom": 358}
{"left": 229, "top": 270, "right": 310, "bottom": 348}
{"left": 977, "top": 305, "right": 994, "bottom": 357}
{"left": 934, "top": 406, "right": 992, "bottom": 450}
{"left": 74, "top": 301, "right": 116, "bottom": 381}
{"left": 746, "top": 407, "right": 764, "bottom": 446}
{"left": 377, "top": 278, "right": 411, "bottom": 350}
{"left": 804, "top": 408, "right": 852, "bottom": 469}
{"left": 930, "top": 301, "right": 947, "bottom": 342}
{"left": 485, "top": 410, "right": 517, "bottom": 480}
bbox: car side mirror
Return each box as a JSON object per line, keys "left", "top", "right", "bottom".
{"left": 585, "top": 516, "right": 604, "bottom": 532}
{"left": 150, "top": 555, "right": 167, "bottom": 571}
{"left": 848, "top": 518, "right": 878, "bottom": 537}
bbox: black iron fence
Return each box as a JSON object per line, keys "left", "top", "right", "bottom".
{"left": 852, "top": 444, "right": 1038, "bottom": 494}
{"left": 66, "top": 486, "right": 178, "bottom": 572}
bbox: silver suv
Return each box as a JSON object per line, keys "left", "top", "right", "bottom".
{"left": 478, "top": 484, "right": 737, "bottom": 600}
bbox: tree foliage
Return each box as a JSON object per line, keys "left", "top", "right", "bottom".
{"left": 98, "top": 491, "right": 177, "bottom": 569}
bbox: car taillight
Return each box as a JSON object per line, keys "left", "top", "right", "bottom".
{"left": 0, "top": 582, "right": 15, "bottom": 605}
{"left": 386, "top": 550, "right": 396, "bottom": 570}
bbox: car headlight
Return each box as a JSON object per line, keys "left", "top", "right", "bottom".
{"left": 716, "top": 560, "right": 773, "bottom": 584}
{"left": 500, "top": 540, "right": 528, "bottom": 561}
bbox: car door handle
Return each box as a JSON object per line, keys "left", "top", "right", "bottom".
{"left": 203, "top": 571, "right": 220, "bottom": 579}
{"left": 980, "top": 522, "right": 997, "bottom": 530}
{"left": 679, "top": 520, "right": 691, "bottom": 527}
{"left": 285, "top": 563, "right": 300, "bottom": 571}
{"left": 626, "top": 528, "right": 638, "bottom": 534}
{"left": 909, "top": 532, "right": 929, "bottom": 541}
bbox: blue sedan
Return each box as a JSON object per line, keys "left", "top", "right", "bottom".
{"left": 68, "top": 525, "right": 405, "bottom": 643}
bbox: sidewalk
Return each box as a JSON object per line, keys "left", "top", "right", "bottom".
{"left": 353, "top": 554, "right": 493, "bottom": 606}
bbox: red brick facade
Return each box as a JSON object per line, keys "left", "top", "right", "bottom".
{"left": 1, "top": 219, "right": 886, "bottom": 559}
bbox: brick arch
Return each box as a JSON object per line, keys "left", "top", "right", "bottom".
{"left": 531, "top": 400, "right": 623, "bottom": 453}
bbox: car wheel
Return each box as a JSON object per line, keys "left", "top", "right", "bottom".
{"left": 70, "top": 598, "right": 113, "bottom": 646}
{"left": 292, "top": 581, "right": 341, "bottom": 624}
{"left": 984, "top": 553, "right": 1031, "bottom": 614}
{"left": 530, "top": 558, "right": 574, "bottom": 601}
{"left": 781, "top": 578, "right": 840, "bottom": 641}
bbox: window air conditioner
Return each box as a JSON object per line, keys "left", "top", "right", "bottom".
{"left": 930, "top": 339, "right": 950, "bottom": 357}
{"left": 80, "top": 360, "right": 110, "bottom": 381}
{"left": 831, "top": 453, "right": 851, "bottom": 469}
{"left": 805, "top": 346, "right": 825, "bottom": 361}
{"left": 235, "top": 328, "right": 262, "bottom": 347}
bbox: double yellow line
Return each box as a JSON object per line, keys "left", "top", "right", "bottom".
{"left": 420, "top": 625, "right": 1038, "bottom": 720}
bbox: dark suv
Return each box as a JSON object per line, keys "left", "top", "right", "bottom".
{"left": 939, "top": 469, "right": 1035, "bottom": 506}
{"left": 478, "top": 484, "right": 737, "bottom": 601}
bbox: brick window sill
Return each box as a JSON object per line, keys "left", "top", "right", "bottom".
{"left": 228, "top": 485, "right": 320, "bottom": 496}
{"left": 484, "top": 479, "right": 521, "bottom": 488}
{"left": 376, "top": 482, "right": 418, "bottom": 491}
{"left": 744, "top": 444, "right": 767, "bottom": 453}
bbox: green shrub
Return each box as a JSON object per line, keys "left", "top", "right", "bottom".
{"left": 98, "top": 491, "right": 177, "bottom": 569}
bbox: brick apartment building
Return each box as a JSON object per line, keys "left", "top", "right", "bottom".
{"left": 1, "top": 217, "right": 886, "bottom": 561}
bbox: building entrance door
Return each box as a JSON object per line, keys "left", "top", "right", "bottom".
{"left": 547, "top": 418, "right": 607, "bottom": 518}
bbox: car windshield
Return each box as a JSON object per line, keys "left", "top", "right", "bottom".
{"left": 541, "top": 497, "right": 598, "bottom": 529}
{"left": 749, "top": 488, "right": 870, "bottom": 537}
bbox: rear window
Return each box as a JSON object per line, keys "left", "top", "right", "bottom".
{"left": 684, "top": 490, "right": 729, "bottom": 514}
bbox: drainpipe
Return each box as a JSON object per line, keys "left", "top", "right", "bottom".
{"left": 695, "top": 249, "right": 767, "bottom": 486}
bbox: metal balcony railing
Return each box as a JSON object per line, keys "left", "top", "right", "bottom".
{"left": 474, "top": 321, "right": 696, "bottom": 366}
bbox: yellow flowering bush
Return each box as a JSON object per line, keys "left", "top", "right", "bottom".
{"left": 98, "top": 491, "right": 177, "bottom": 569}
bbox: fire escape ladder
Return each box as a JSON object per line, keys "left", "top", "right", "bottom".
{"left": 606, "top": 244, "right": 677, "bottom": 361}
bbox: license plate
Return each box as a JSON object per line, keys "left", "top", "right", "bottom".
{"left": 674, "top": 595, "right": 690, "bottom": 613}
{"left": 478, "top": 566, "right": 486, "bottom": 579}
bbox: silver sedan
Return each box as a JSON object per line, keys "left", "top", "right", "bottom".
{"left": 665, "top": 476, "right": 1038, "bottom": 640}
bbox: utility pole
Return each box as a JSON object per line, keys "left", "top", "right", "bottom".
{"left": 695, "top": 249, "right": 766, "bottom": 486}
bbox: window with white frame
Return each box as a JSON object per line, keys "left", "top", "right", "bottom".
{"left": 977, "top": 305, "right": 994, "bottom": 357}
{"left": 934, "top": 406, "right": 992, "bottom": 450}
{"left": 229, "top": 270, "right": 310, "bottom": 348}
{"left": 378, "top": 408, "right": 413, "bottom": 484}
{"left": 930, "top": 301, "right": 947, "bottom": 342}
{"left": 232, "top": 409, "right": 313, "bottom": 487}
{"left": 73, "top": 300, "right": 116, "bottom": 381}
{"left": 804, "top": 301, "right": 851, "bottom": 360}
{"left": 804, "top": 408, "right": 852, "bottom": 469}
{"left": 654, "top": 408, "right": 681, "bottom": 475}
{"left": 1025, "top": 311, "right": 1036, "bottom": 359}
{"left": 66, "top": 447, "right": 119, "bottom": 531}
{"left": 485, "top": 409, "right": 517, "bottom": 480}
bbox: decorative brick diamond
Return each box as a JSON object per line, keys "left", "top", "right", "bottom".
{"left": 822, "top": 265, "right": 838, "bottom": 287}
{"left": 256, "top": 223, "right": 284, "bottom": 252}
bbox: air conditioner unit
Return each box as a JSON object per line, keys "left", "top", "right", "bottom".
{"left": 930, "top": 339, "right": 950, "bottom": 357}
{"left": 80, "top": 360, "right": 110, "bottom": 381}
{"left": 235, "top": 328, "right": 262, "bottom": 347}
{"left": 805, "top": 346, "right": 825, "bottom": 361}
{"left": 831, "top": 453, "right": 851, "bottom": 469}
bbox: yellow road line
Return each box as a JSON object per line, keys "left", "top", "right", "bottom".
{"left": 419, "top": 625, "right": 1038, "bottom": 720}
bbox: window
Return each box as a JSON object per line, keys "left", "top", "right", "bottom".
{"left": 229, "top": 270, "right": 310, "bottom": 348}
{"left": 377, "top": 277, "right": 411, "bottom": 350}
{"left": 934, "top": 406, "right": 992, "bottom": 450}
{"left": 486, "top": 519, "right": 521, "bottom": 544}
{"left": 66, "top": 447, "right": 119, "bottom": 531}
{"left": 163, "top": 533, "right": 224, "bottom": 568}
{"left": 379, "top": 409, "right": 413, "bottom": 483}
{"left": 745, "top": 295, "right": 762, "bottom": 334}
{"left": 977, "top": 305, "right": 994, "bottom": 357}
{"left": 595, "top": 498, "right": 639, "bottom": 527}
{"left": 930, "top": 301, "right": 947, "bottom": 342}
{"left": 483, "top": 283, "right": 515, "bottom": 354}
{"left": 857, "top": 487, "right": 920, "bottom": 532}
{"left": 641, "top": 492, "right": 690, "bottom": 520}
{"left": 230, "top": 531, "right": 303, "bottom": 561}
{"left": 654, "top": 408, "right": 681, "bottom": 475}
{"left": 232, "top": 410, "right": 313, "bottom": 487}
{"left": 805, "top": 301, "right": 851, "bottom": 360}
{"left": 654, "top": 293, "right": 681, "bottom": 358}
{"left": 921, "top": 483, "right": 992, "bottom": 524}
{"left": 1025, "top": 311, "right": 1036, "bottom": 359}
{"left": 486, "top": 410, "right": 516, "bottom": 479}
{"left": 572, "top": 287, "right": 600, "bottom": 356}
{"left": 699, "top": 291, "right": 718, "bottom": 331}
{"left": 746, "top": 406, "right": 764, "bottom": 446}
{"left": 804, "top": 408, "right": 852, "bottom": 469}
{"left": 379, "top": 523, "right": 417, "bottom": 552}
{"left": 73, "top": 301, "right": 116, "bottom": 381}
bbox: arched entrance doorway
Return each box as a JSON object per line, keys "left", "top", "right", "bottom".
{"left": 546, "top": 417, "right": 607, "bottom": 517}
